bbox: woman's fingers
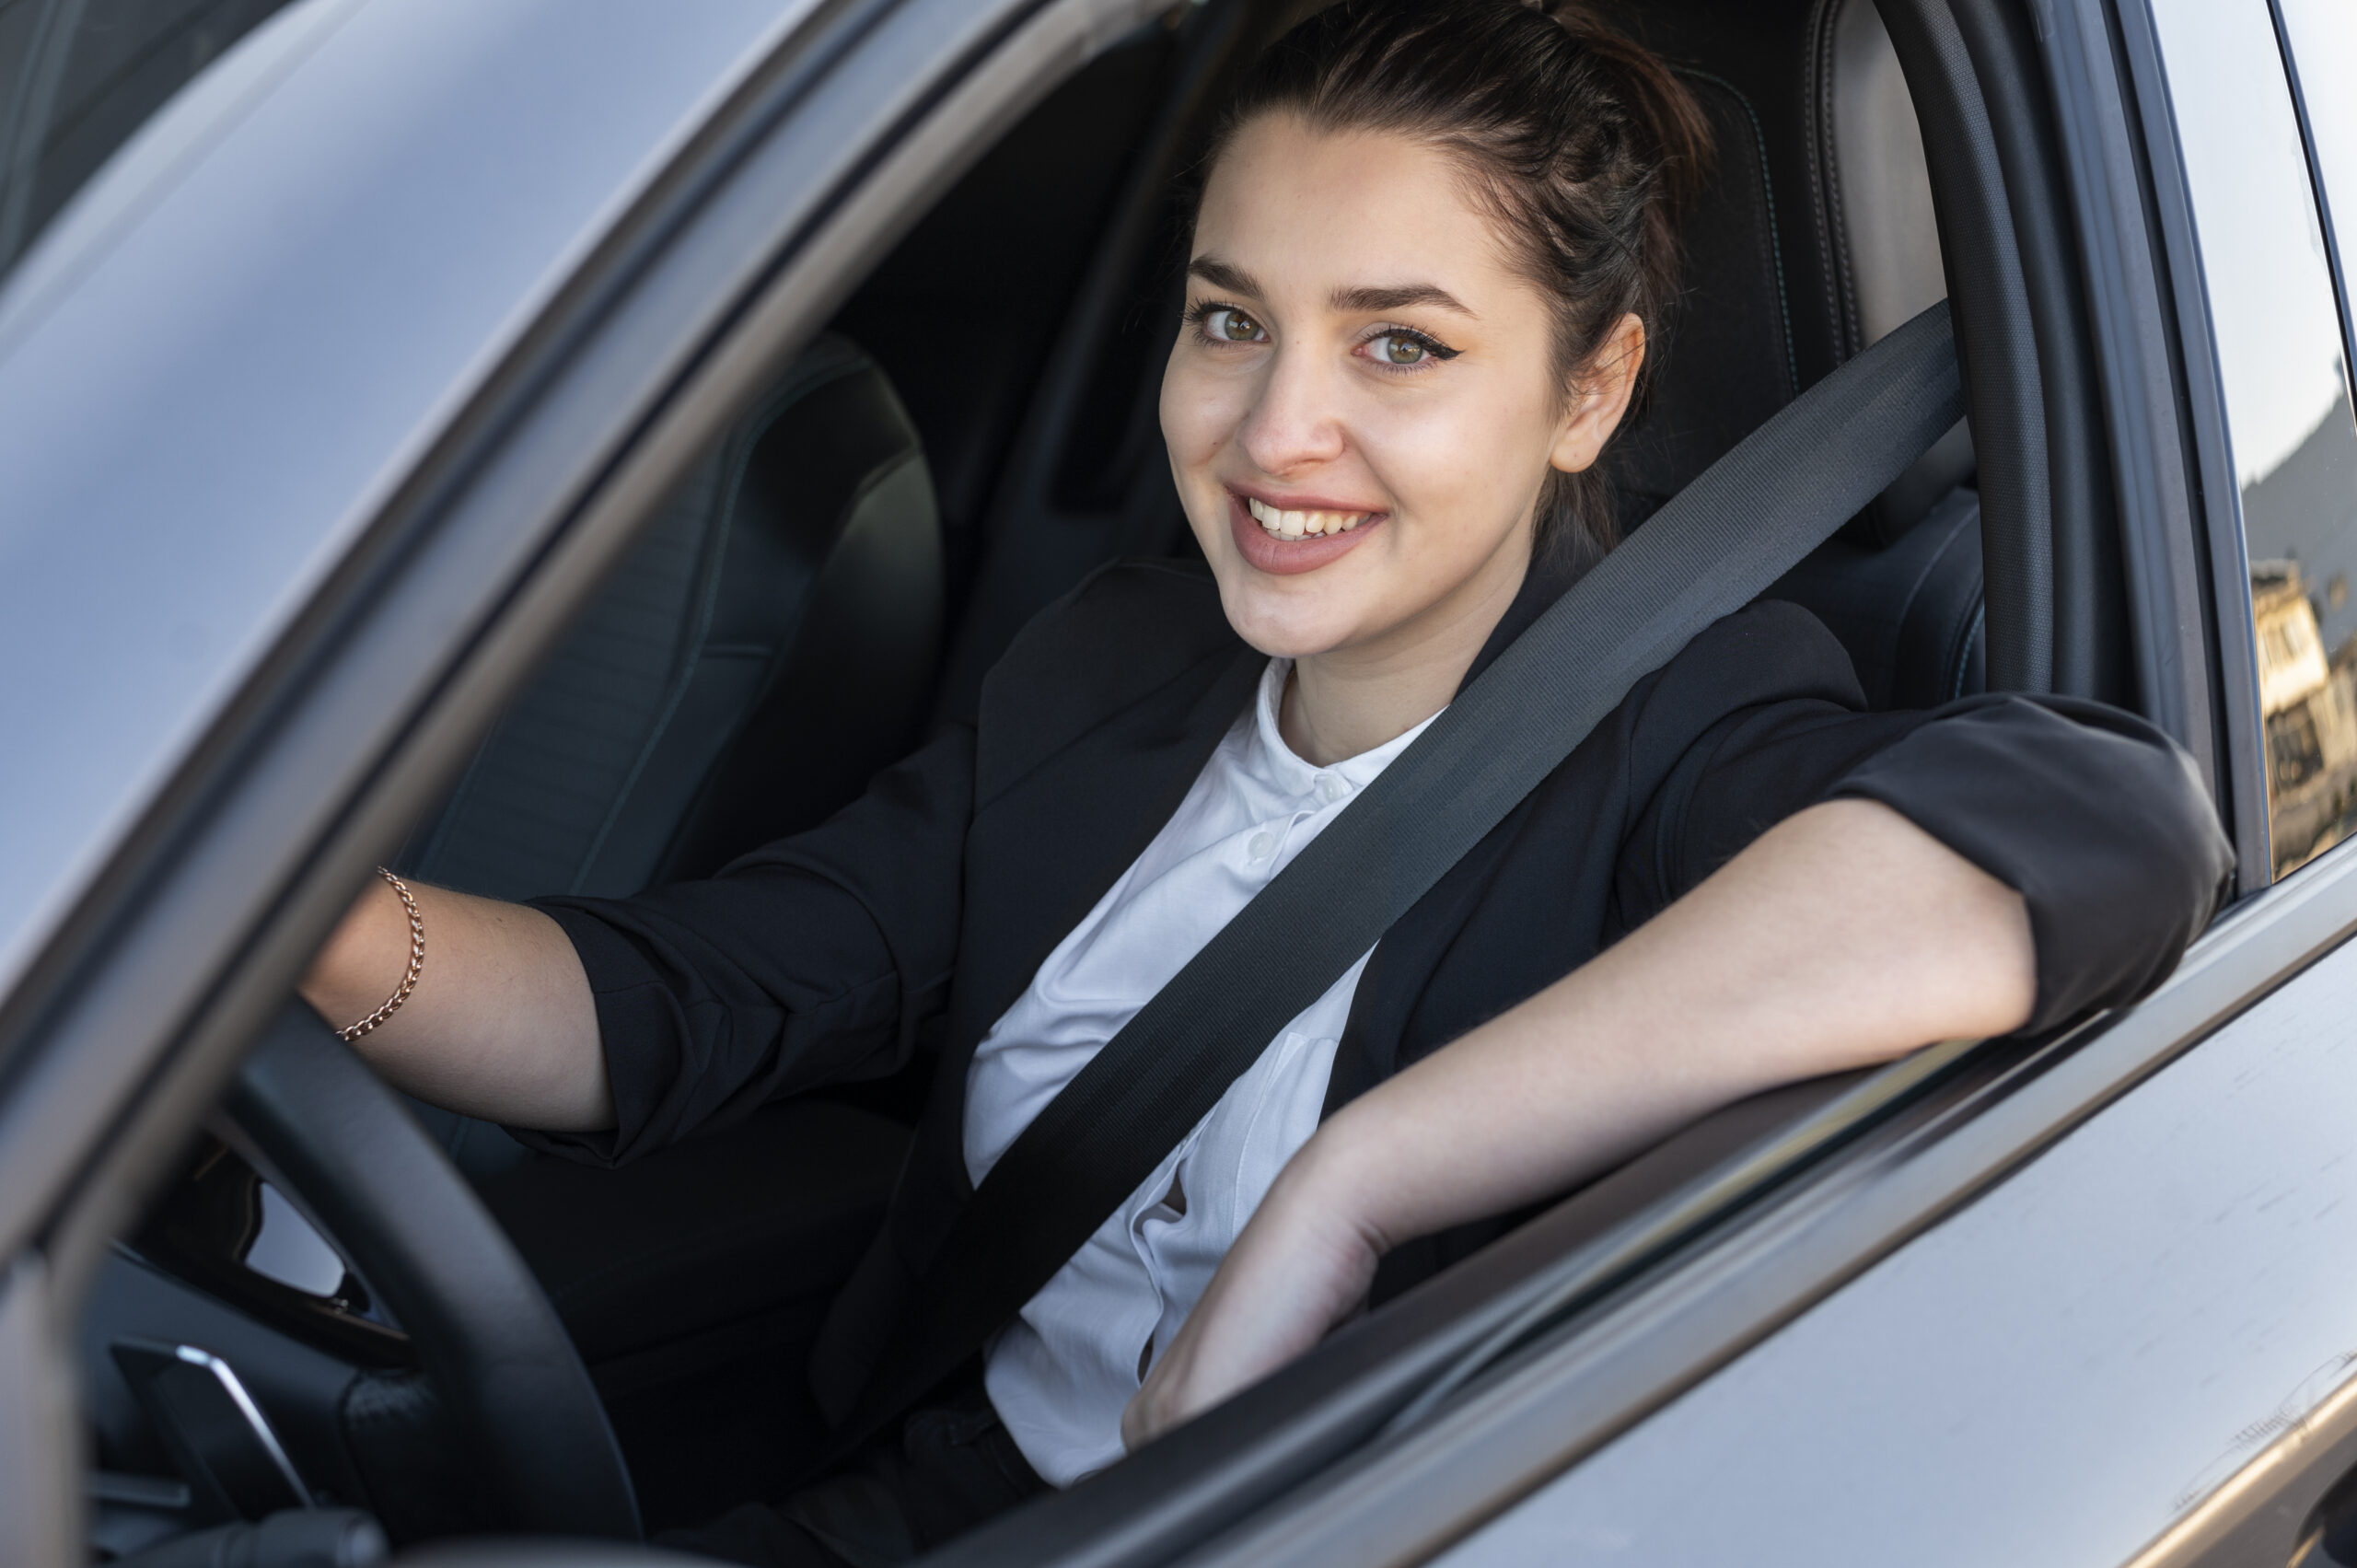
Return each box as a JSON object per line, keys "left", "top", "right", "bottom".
{"left": 1123, "top": 1152, "right": 1384, "bottom": 1450}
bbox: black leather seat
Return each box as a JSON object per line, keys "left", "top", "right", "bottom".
{"left": 397, "top": 332, "right": 942, "bottom": 1178}
{"left": 1613, "top": 0, "right": 1987, "bottom": 709}
{"left": 401, "top": 333, "right": 944, "bottom": 908}
{"left": 387, "top": 335, "right": 942, "bottom": 1526}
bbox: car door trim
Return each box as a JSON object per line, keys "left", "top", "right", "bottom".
{"left": 2101, "top": 0, "right": 2271, "bottom": 891}
{"left": 2023, "top": 0, "right": 2247, "bottom": 879}
{"left": 2121, "top": 1352, "right": 2357, "bottom": 1567}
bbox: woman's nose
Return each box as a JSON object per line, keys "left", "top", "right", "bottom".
{"left": 1237, "top": 346, "right": 1346, "bottom": 476}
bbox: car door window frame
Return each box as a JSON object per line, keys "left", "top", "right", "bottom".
{"left": 2141, "top": 0, "right": 2357, "bottom": 886}
{"left": 2270, "top": 0, "right": 2357, "bottom": 391}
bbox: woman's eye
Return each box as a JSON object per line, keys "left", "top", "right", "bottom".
{"left": 1203, "top": 308, "right": 1266, "bottom": 343}
{"left": 1364, "top": 329, "right": 1454, "bottom": 367}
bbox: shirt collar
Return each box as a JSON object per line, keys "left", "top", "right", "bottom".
{"left": 1238, "top": 531, "right": 1601, "bottom": 798}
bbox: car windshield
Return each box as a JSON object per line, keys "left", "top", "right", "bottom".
{"left": 0, "top": 0, "right": 297, "bottom": 288}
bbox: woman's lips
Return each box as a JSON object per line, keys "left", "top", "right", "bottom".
{"left": 1226, "top": 492, "right": 1384, "bottom": 575}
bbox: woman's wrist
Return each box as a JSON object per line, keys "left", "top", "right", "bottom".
{"left": 1267, "top": 1108, "right": 1403, "bottom": 1260}
{"left": 299, "top": 874, "right": 417, "bottom": 1028}
{"left": 331, "top": 870, "right": 425, "bottom": 1041}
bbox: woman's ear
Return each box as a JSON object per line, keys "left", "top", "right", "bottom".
{"left": 1548, "top": 314, "right": 1647, "bottom": 475}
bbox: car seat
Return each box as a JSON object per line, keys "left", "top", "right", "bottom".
{"left": 398, "top": 332, "right": 944, "bottom": 907}
{"left": 382, "top": 335, "right": 943, "bottom": 1522}
{"left": 1611, "top": 0, "right": 1988, "bottom": 710}
{"left": 393, "top": 332, "right": 942, "bottom": 1178}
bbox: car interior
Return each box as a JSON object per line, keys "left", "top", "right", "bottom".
{"left": 65, "top": 0, "right": 2146, "bottom": 1559}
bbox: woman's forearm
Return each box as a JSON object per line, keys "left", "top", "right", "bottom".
{"left": 1305, "top": 796, "right": 2035, "bottom": 1249}
{"left": 297, "top": 877, "right": 612, "bottom": 1131}
{"left": 1125, "top": 797, "right": 2033, "bottom": 1447}
{"left": 1301, "top": 801, "right": 2036, "bottom": 1254}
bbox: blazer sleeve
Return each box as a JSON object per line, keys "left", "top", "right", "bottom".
{"left": 512, "top": 720, "right": 978, "bottom": 1165}
{"left": 1620, "top": 602, "right": 2234, "bottom": 1034}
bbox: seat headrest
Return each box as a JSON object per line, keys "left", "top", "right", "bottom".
{"left": 1821, "top": 0, "right": 1973, "bottom": 542}
{"left": 1827, "top": 0, "right": 1945, "bottom": 351}
{"left": 1608, "top": 0, "right": 1969, "bottom": 550}
{"left": 1606, "top": 71, "right": 1798, "bottom": 539}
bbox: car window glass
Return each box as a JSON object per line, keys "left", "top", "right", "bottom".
{"left": 2276, "top": 0, "right": 2357, "bottom": 367}
{"left": 2151, "top": 0, "right": 2357, "bottom": 879}
{"left": 0, "top": 0, "right": 297, "bottom": 286}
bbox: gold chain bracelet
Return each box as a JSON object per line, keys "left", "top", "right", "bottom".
{"left": 337, "top": 869, "right": 424, "bottom": 1042}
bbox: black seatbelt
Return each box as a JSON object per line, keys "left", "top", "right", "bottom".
{"left": 839, "top": 299, "right": 1965, "bottom": 1448}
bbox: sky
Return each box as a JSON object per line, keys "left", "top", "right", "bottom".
{"left": 2153, "top": 0, "right": 2355, "bottom": 487}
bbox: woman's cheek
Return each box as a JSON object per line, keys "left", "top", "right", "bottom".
{"left": 1160, "top": 365, "right": 1242, "bottom": 494}
{"left": 1164, "top": 343, "right": 1264, "bottom": 445}
{"left": 1408, "top": 382, "right": 1553, "bottom": 547}
{"left": 1355, "top": 402, "right": 1489, "bottom": 549}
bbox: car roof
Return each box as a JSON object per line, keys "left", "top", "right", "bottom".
{"left": 0, "top": 0, "right": 810, "bottom": 1009}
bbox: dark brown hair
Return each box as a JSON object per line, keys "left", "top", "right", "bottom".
{"left": 1199, "top": 0, "right": 1711, "bottom": 562}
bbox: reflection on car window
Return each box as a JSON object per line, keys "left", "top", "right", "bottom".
{"left": 2153, "top": 0, "right": 2357, "bottom": 878}
{"left": 0, "top": 0, "right": 296, "bottom": 285}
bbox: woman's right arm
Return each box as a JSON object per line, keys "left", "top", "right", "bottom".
{"left": 298, "top": 878, "right": 612, "bottom": 1131}
{"left": 300, "top": 717, "right": 983, "bottom": 1155}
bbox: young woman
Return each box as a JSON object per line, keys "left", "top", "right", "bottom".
{"left": 302, "top": 1, "right": 2230, "bottom": 1560}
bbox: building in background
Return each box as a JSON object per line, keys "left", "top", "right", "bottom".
{"left": 2254, "top": 559, "right": 2357, "bottom": 875}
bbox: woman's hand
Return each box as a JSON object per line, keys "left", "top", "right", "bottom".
{"left": 1123, "top": 1143, "right": 1382, "bottom": 1451}
{"left": 1123, "top": 798, "right": 2035, "bottom": 1447}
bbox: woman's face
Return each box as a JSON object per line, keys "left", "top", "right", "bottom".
{"left": 1162, "top": 114, "right": 1641, "bottom": 666}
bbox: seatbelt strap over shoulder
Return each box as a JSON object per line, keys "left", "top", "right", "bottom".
{"left": 839, "top": 300, "right": 1966, "bottom": 1450}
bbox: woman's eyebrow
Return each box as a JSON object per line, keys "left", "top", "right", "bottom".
{"left": 1184, "top": 261, "right": 1476, "bottom": 319}
{"left": 1188, "top": 256, "right": 1263, "bottom": 296}
{"left": 1330, "top": 282, "right": 1476, "bottom": 317}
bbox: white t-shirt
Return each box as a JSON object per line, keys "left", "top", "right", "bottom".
{"left": 964, "top": 656, "right": 1438, "bottom": 1485}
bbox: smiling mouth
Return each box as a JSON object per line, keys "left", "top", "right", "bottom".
{"left": 1245, "top": 495, "right": 1373, "bottom": 539}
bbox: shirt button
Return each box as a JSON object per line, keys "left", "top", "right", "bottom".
{"left": 1316, "top": 773, "right": 1345, "bottom": 804}
{"left": 1248, "top": 830, "right": 1276, "bottom": 861}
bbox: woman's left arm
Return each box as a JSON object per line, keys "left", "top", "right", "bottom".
{"left": 1125, "top": 795, "right": 2032, "bottom": 1448}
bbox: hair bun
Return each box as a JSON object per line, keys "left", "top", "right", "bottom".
{"left": 1539, "top": 3, "right": 1713, "bottom": 215}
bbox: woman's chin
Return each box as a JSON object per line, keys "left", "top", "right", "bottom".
{"left": 1212, "top": 581, "right": 1364, "bottom": 661}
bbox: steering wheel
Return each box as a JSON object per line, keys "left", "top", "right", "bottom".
{"left": 225, "top": 1001, "right": 642, "bottom": 1539}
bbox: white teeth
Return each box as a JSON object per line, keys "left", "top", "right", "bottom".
{"left": 1243, "top": 495, "right": 1370, "bottom": 539}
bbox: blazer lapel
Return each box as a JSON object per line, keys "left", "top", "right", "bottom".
{"left": 953, "top": 639, "right": 1263, "bottom": 1061}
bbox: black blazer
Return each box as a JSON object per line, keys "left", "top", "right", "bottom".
{"left": 526, "top": 556, "right": 2231, "bottom": 1422}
